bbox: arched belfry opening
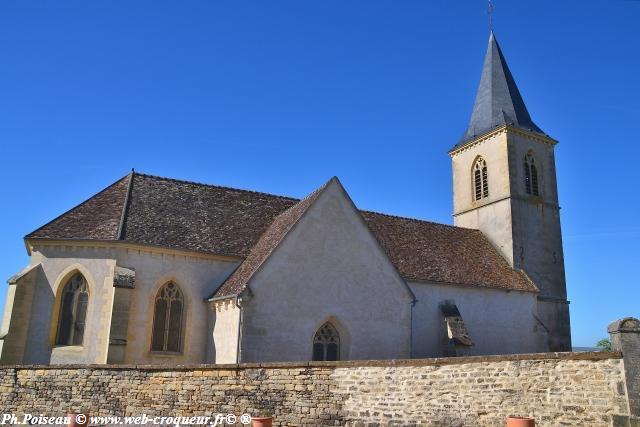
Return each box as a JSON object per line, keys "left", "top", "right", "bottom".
{"left": 312, "top": 322, "right": 340, "bottom": 361}
{"left": 524, "top": 151, "right": 540, "bottom": 196}
{"left": 472, "top": 156, "right": 489, "bottom": 201}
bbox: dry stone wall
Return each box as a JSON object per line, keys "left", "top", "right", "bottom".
{"left": 0, "top": 352, "right": 633, "bottom": 426}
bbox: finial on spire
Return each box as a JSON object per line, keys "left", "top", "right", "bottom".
{"left": 488, "top": 0, "right": 495, "bottom": 33}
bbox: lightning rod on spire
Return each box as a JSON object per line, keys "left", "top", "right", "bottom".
{"left": 488, "top": 0, "right": 495, "bottom": 32}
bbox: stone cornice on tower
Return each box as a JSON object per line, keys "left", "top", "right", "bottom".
{"left": 449, "top": 124, "right": 557, "bottom": 157}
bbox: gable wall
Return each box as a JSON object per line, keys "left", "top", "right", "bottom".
{"left": 409, "top": 280, "right": 544, "bottom": 357}
{"left": 239, "top": 181, "right": 413, "bottom": 363}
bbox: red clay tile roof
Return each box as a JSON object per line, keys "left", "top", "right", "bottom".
{"left": 26, "top": 172, "right": 537, "bottom": 294}
{"left": 213, "top": 179, "right": 330, "bottom": 298}
{"left": 27, "top": 175, "right": 130, "bottom": 241}
{"left": 361, "top": 212, "right": 535, "bottom": 292}
{"left": 119, "top": 173, "right": 296, "bottom": 256}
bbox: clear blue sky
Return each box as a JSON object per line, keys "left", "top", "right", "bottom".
{"left": 1, "top": 1, "right": 638, "bottom": 348}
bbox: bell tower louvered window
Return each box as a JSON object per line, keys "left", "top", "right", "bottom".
{"left": 55, "top": 273, "right": 89, "bottom": 346}
{"left": 473, "top": 157, "right": 489, "bottom": 201}
{"left": 524, "top": 152, "right": 540, "bottom": 196}
{"left": 151, "top": 282, "right": 184, "bottom": 352}
{"left": 312, "top": 322, "right": 340, "bottom": 361}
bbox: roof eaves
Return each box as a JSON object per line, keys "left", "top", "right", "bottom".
{"left": 471, "top": 231, "right": 540, "bottom": 293}
{"left": 24, "top": 237, "right": 245, "bottom": 261}
{"left": 207, "top": 293, "right": 239, "bottom": 302}
{"left": 449, "top": 124, "right": 557, "bottom": 155}
{"left": 513, "top": 268, "right": 540, "bottom": 293}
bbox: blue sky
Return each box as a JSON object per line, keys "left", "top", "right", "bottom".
{"left": 0, "top": 1, "right": 638, "bottom": 347}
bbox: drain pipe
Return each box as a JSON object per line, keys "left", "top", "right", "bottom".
{"left": 234, "top": 295, "right": 243, "bottom": 364}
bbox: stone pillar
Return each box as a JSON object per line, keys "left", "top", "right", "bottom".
{"left": 106, "top": 267, "right": 135, "bottom": 364}
{"left": 609, "top": 317, "right": 640, "bottom": 425}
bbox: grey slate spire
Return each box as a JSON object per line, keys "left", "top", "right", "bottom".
{"left": 460, "top": 32, "right": 544, "bottom": 144}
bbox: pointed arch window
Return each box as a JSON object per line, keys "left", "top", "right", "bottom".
{"left": 151, "top": 282, "right": 184, "bottom": 352}
{"left": 524, "top": 152, "right": 540, "bottom": 196}
{"left": 55, "top": 273, "right": 89, "bottom": 346}
{"left": 473, "top": 157, "right": 489, "bottom": 201}
{"left": 312, "top": 322, "right": 340, "bottom": 361}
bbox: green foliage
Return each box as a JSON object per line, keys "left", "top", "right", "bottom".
{"left": 596, "top": 338, "right": 612, "bottom": 351}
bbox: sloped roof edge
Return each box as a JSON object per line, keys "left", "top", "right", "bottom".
{"left": 209, "top": 177, "right": 335, "bottom": 299}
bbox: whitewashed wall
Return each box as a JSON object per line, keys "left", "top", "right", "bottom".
{"left": 239, "top": 180, "right": 414, "bottom": 363}
{"left": 409, "top": 280, "right": 544, "bottom": 357}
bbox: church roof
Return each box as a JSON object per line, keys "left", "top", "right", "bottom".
{"left": 213, "top": 178, "right": 331, "bottom": 299}
{"left": 26, "top": 172, "right": 537, "bottom": 294}
{"left": 458, "top": 32, "right": 545, "bottom": 145}
{"left": 360, "top": 212, "right": 534, "bottom": 292}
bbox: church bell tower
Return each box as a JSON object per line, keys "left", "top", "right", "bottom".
{"left": 449, "top": 33, "right": 571, "bottom": 351}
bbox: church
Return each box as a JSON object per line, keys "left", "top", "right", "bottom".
{"left": 0, "top": 33, "right": 571, "bottom": 365}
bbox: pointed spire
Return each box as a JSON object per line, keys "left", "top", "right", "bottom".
{"left": 461, "top": 32, "right": 544, "bottom": 143}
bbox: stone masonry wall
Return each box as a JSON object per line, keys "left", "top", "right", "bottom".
{"left": 0, "top": 352, "right": 632, "bottom": 426}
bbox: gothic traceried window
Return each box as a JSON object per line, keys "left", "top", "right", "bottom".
{"left": 524, "top": 152, "right": 540, "bottom": 196}
{"left": 312, "top": 322, "right": 340, "bottom": 361}
{"left": 55, "top": 273, "right": 89, "bottom": 346}
{"left": 151, "top": 282, "right": 184, "bottom": 352}
{"left": 473, "top": 157, "right": 489, "bottom": 201}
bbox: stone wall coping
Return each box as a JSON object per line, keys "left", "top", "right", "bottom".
{"left": 0, "top": 351, "right": 621, "bottom": 371}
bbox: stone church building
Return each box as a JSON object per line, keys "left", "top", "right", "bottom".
{"left": 0, "top": 33, "right": 571, "bottom": 365}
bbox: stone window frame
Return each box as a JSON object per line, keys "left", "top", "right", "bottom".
{"left": 150, "top": 281, "right": 185, "bottom": 354}
{"left": 48, "top": 264, "right": 96, "bottom": 350}
{"left": 312, "top": 322, "right": 341, "bottom": 361}
{"left": 54, "top": 273, "right": 89, "bottom": 346}
{"left": 524, "top": 151, "right": 541, "bottom": 197}
{"left": 472, "top": 156, "right": 489, "bottom": 201}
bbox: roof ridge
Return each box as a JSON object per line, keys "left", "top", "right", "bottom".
{"left": 133, "top": 171, "right": 300, "bottom": 202}
{"left": 117, "top": 171, "right": 135, "bottom": 240}
{"left": 361, "top": 209, "right": 480, "bottom": 232}
{"left": 133, "top": 172, "right": 475, "bottom": 232}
